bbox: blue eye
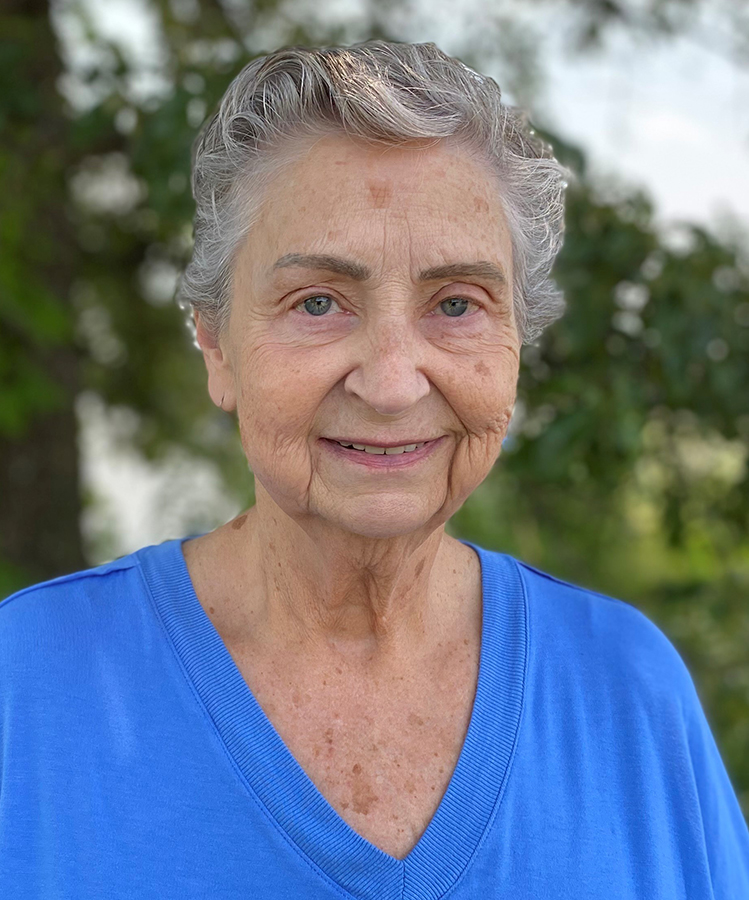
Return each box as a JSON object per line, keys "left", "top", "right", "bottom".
{"left": 297, "top": 295, "right": 475, "bottom": 317}
{"left": 439, "top": 297, "right": 472, "bottom": 317}
{"left": 300, "top": 295, "right": 338, "bottom": 316}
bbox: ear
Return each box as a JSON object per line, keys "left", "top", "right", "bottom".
{"left": 194, "top": 313, "right": 236, "bottom": 412}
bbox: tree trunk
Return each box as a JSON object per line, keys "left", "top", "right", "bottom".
{"left": 0, "top": 0, "right": 86, "bottom": 593}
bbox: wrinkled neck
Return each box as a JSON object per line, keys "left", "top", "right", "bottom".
{"left": 232, "top": 491, "right": 462, "bottom": 662}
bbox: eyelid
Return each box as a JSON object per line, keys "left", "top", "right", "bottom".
{"left": 436, "top": 280, "right": 492, "bottom": 301}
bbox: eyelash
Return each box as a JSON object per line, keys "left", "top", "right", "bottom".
{"left": 293, "top": 294, "right": 481, "bottom": 318}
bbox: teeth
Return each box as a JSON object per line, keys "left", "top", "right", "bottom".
{"left": 391, "top": 444, "right": 418, "bottom": 454}
{"left": 336, "top": 441, "right": 426, "bottom": 455}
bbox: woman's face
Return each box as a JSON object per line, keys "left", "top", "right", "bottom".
{"left": 201, "top": 133, "right": 520, "bottom": 539}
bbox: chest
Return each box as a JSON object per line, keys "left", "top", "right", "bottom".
{"left": 230, "top": 649, "right": 478, "bottom": 859}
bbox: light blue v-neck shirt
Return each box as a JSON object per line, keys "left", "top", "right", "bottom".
{"left": 1, "top": 537, "right": 748, "bottom": 898}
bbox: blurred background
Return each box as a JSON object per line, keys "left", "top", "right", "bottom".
{"left": 1, "top": 0, "right": 748, "bottom": 818}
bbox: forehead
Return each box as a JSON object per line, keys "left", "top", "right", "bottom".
{"left": 244, "top": 133, "right": 513, "bottom": 273}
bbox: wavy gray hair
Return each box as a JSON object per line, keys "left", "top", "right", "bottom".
{"left": 177, "top": 40, "right": 572, "bottom": 345}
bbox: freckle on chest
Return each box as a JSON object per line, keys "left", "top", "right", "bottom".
{"left": 350, "top": 761, "right": 379, "bottom": 815}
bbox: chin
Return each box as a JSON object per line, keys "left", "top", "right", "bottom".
{"left": 318, "top": 495, "right": 446, "bottom": 540}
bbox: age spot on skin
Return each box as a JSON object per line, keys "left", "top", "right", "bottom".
{"left": 353, "top": 792, "right": 378, "bottom": 816}
{"left": 368, "top": 179, "right": 392, "bottom": 208}
{"left": 474, "top": 361, "right": 491, "bottom": 377}
{"left": 350, "top": 762, "right": 379, "bottom": 816}
{"left": 232, "top": 514, "right": 248, "bottom": 530}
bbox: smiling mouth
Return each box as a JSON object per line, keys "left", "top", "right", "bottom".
{"left": 330, "top": 440, "right": 428, "bottom": 456}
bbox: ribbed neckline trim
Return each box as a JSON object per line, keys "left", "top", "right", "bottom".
{"left": 137, "top": 537, "right": 527, "bottom": 900}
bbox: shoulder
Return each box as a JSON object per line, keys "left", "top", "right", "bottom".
{"left": 0, "top": 548, "right": 157, "bottom": 663}
{"left": 502, "top": 555, "right": 749, "bottom": 886}
{"left": 0, "top": 552, "right": 140, "bottom": 609}
{"left": 509, "top": 555, "right": 696, "bottom": 704}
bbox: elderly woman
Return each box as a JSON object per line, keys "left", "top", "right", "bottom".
{"left": 1, "top": 40, "right": 748, "bottom": 899}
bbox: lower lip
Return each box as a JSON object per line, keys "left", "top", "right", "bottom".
{"left": 320, "top": 437, "right": 445, "bottom": 468}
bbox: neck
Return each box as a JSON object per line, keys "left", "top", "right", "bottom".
{"left": 225, "top": 488, "right": 468, "bottom": 662}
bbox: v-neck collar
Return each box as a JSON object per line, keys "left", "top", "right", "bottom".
{"left": 137, "top": 537, "right": 527, "bottom": 900}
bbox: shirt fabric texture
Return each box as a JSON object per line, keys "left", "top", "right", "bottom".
{"left": 1, "top": 536, "right": 748, "bottom": 899}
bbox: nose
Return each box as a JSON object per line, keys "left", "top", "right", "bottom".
{"left": 343, "top": 315, "right": 430, "bottom": 417}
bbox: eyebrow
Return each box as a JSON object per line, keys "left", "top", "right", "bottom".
{"left": 271, "top": 254, "right": 507, "bottom": 287}
{"left": 418, "top": 261, "right": 507, "bottom": 286}
{"left": 273, "top": 254, "right": 371, "bottom": 281}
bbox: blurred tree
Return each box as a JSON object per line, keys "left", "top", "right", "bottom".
{"left": 0, "top": 0, "right": 747, "bottom": 813}
{"left": 547, "top": 0, "right": 749, "bottom": 64}
{"left": 0, "top": 0, "right": 87, "bottom": 586}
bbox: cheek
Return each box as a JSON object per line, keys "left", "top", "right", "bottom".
{"left": 451, "top": 333, "right": 519, "bottom": 434}
{"left": 234, "top": 341, "right": 330, "bottom": 460}
{"left": 448, "top": 353, "right": 517, "bottom": 492}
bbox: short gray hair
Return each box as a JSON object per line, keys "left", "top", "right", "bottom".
{"left": 178, "top": 40, "right": 572, "bottom": 344}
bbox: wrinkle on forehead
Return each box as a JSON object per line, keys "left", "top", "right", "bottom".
{"left": 236, "top": 134, "right": 514, "bottom": 297}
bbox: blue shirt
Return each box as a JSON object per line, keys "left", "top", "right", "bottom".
{"left": 1, "top": 537, "right": 748, "bottom": 899}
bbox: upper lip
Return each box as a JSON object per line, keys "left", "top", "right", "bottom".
{"left": 323, "top": 436, "right": 442, "bottom": 448}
